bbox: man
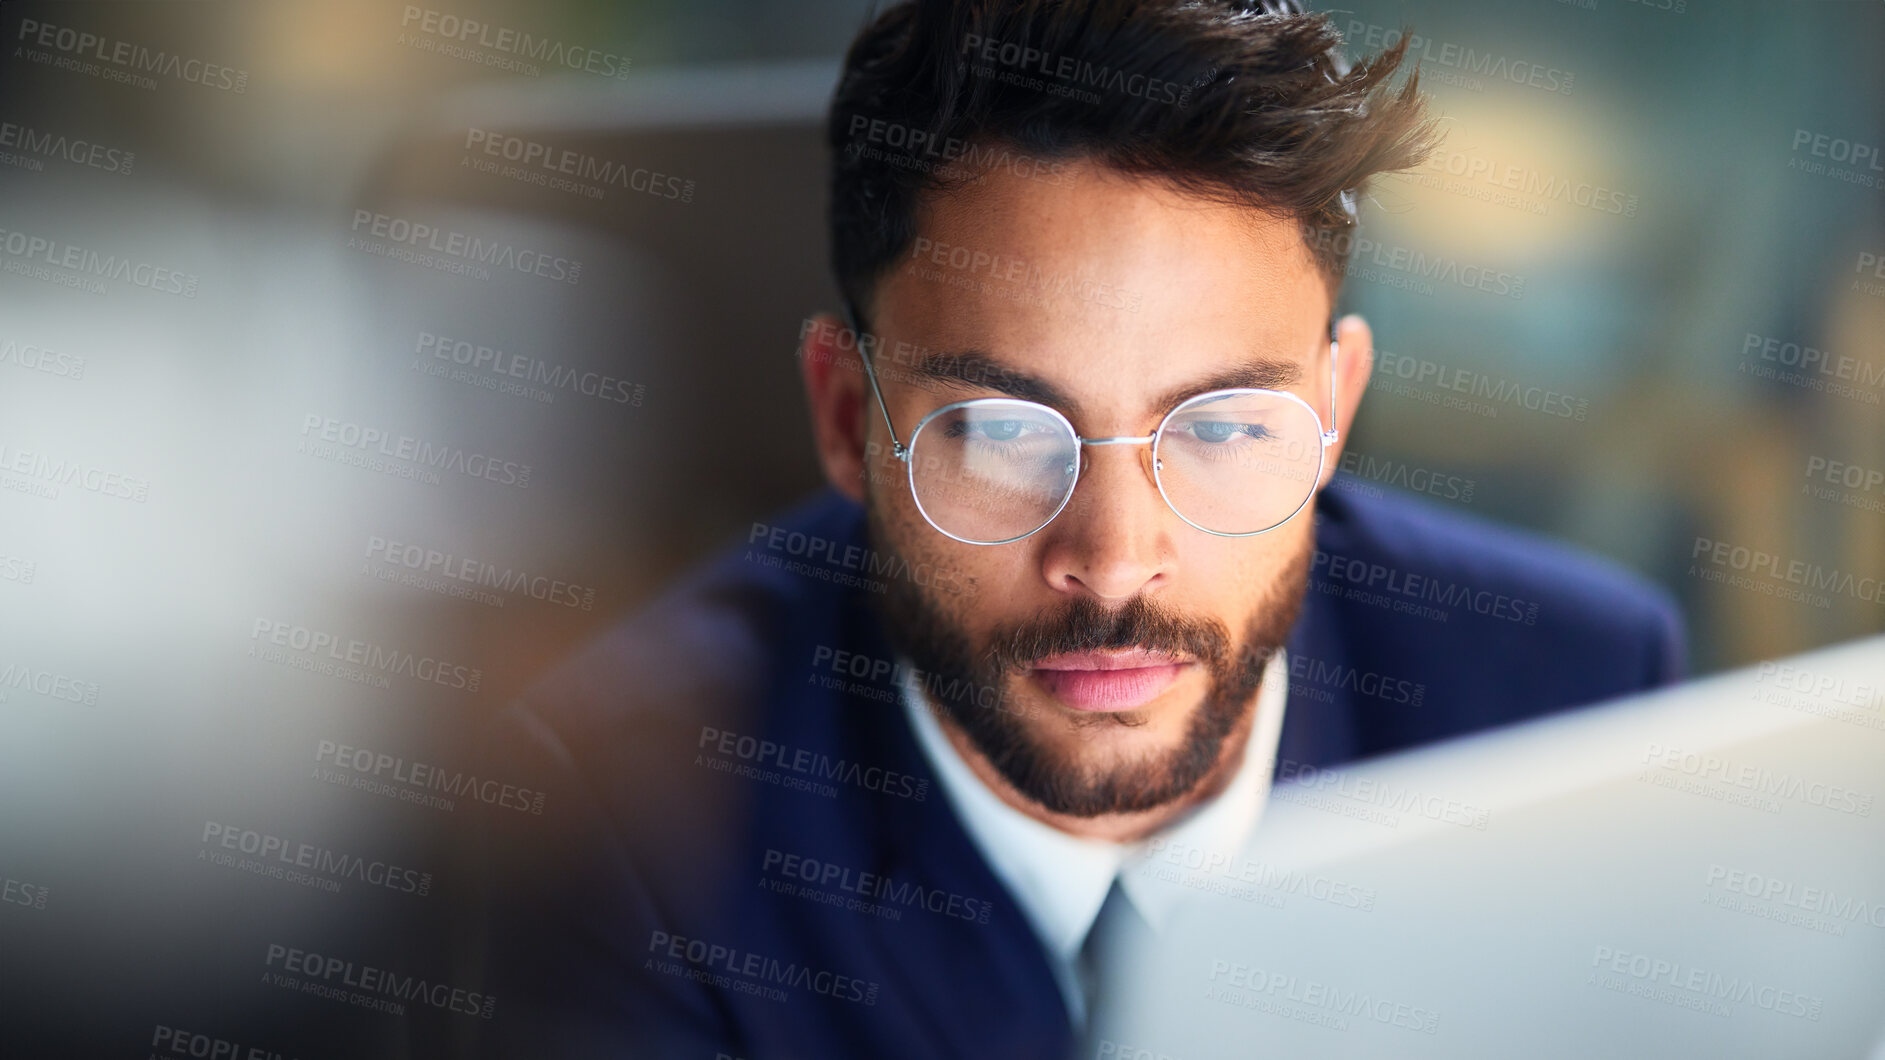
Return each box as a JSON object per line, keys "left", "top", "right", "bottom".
{"left": 475, "top": 1, "right": 1684, "bottom": 1057}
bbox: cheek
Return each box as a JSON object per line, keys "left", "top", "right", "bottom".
{"left": 870, "top": 482, "right": 983, "bottom": 604}
{"left": 1187, "top": 517, "right": 1312, "bottom": 597}
{"left": 875, "top": 494, "right": 1049, "bottom": 621}
{"left": 870, "top": 456, "right": 930, "bottom": 551}
{"left": 861, "top": 425, "right": 907, "bottom": 497}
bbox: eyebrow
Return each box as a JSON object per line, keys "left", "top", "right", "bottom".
{"left": 905, "top": 349, "right": 1304, "bottom": 420}
{"left": 906, "top": 351, "right": 1078, "bottom": 410}
{"left": 1148, "top": 359, "right": 1302, "bottom": 416}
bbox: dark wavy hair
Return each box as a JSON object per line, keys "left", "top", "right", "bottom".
{"left": 827, "top": 0, "right": 1437, "bottom": 321}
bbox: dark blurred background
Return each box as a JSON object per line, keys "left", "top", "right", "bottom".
{"left": 1, "top": 0, "right": 1881, "bottom": 1054}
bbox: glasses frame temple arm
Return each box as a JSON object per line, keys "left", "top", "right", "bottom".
{"left": 840, "top": 301, "right": 909, "bottom": 461}
{"left": 1323, "top": 319, "right": 1341, "bottom": 447}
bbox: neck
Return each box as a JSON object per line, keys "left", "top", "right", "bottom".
{"left": 929, "top": 690, "right": 1260, "bottom": 844}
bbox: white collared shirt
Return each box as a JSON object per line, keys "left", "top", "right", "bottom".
{"left": 899, "top": 651, "right": 1289, "bottom": 1025}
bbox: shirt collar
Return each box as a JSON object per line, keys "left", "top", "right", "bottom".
{"left": 899, "top": 650, "right": 1289, "bottom": 962}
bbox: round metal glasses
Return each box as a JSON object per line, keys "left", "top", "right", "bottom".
{"left": 846, "top": 312, "right": 1340, "bottom": 545}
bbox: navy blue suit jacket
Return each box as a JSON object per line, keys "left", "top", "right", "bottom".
{"left": 474, "top": 481, "right": 1684, "bottom": 1059}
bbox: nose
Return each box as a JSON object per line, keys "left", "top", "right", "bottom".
{"left": 1036, "top": 442, "right": 1174, "bottom": 600}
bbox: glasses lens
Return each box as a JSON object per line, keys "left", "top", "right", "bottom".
{"left": 1154, "top": 390, "right": 1324, "bottom": 535}
{"left": 908, "top": 401, "right": 1079, "bottom": 544}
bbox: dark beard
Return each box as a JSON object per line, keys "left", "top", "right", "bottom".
{"left": 868, "top": 503, "right": 1309, "bottom": 817}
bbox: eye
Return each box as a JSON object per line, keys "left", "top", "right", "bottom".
{"left": 944, "top": 418, "right": 1050, "bottom": 443}
{"left": 1183, "top": 420, "right": 1271, "bottom": 444}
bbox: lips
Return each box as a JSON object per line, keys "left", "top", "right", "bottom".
{"left": 1029, "top": 648, "right": 1190, "bottom": 712}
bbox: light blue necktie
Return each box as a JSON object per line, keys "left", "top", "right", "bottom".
{"left": 1076, "top": 874, "right": 1147, "bottom": 1029}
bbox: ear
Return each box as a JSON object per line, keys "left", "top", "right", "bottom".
{"left": 798, "top": 311, "right": 870, "bottom": 504}
{"left": 1316, "top": 312, "right": 1374, "bottom": 491}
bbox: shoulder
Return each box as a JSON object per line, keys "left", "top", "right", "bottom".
{"left": 1303, "top": 478, "right": 1686, "bottom": 742}
{"left": 488, "top": 491, "right": 869, "bottom": 825}
{"left": 515, "top": 491, "right": 866, "bottom": 736}
{"left": 1320, "top": 479, "right": 1682, "bottom": 650}
{"left": 470, "top": 498, "right": 872, "bottom": 1059}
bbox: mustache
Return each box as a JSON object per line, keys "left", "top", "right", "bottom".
{"left": 983, "top": 594, "right": 1234, "bottom": 676}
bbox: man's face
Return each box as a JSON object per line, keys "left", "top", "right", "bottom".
{"left": 840, "top": 159, "right": 1352, "bottom": 818}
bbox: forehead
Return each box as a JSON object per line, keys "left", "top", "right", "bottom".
{"left": 872, "top": 158, "right": 1330, "bottom": 414}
